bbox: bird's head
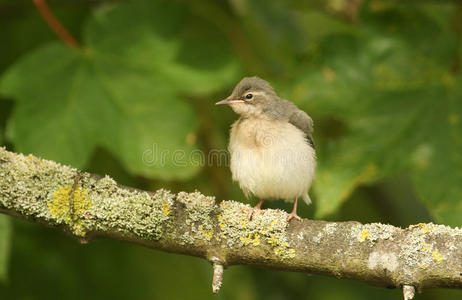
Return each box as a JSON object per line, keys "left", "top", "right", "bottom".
{"left": 216, "top": 76, "right": 279, "bottom": 118}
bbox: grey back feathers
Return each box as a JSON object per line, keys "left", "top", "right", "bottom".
{"left": 288, "top": 110, "right": 315, "bottom": 148}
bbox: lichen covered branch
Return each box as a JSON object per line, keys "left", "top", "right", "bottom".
{"left": 1, "top": 147, "right": 462, "bottom": 293}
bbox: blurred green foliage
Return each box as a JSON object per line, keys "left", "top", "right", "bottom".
{"left": 0, "top": 215, "right": 11, "bottom": 282}
{"left": 1, "top": 0, "right": 461, "bottom": 299}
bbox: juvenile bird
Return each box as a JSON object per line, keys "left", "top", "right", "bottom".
{"left": 216, "top": 76, "right": 316, "bottom": 221}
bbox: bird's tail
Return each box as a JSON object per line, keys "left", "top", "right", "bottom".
{"left": 302, "top": 193, "right": 312, "bottom": 205}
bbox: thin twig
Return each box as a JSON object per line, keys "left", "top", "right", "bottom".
{"left": 403, "top": 285, "right": 416, "bottom": 300}
{"left": 211, "top": 257, "right": 224, "bottom": 294}
{"left": 32, "top": 0, "right": 80, "bottom": 48}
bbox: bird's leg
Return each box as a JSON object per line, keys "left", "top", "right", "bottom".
{"left": 247, "top": 199, "right": 264, "bottom": 220}
{"left": 287, "top": 198, "right": 302, "bottom": 222}
{"left": 254, "top": 199, "right": 264, "bottom": 209}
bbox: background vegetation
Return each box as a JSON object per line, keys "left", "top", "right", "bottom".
{"left": 1, "top": 0, "right": 461, "bottom": 299}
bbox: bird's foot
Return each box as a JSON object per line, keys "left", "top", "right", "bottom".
{"left": 287, "top": 197, "right": 302, "bottom": 222}
{"left": 286, "top": 212, "right": 302, "bottom": 222}
{"left": 246, "top": 207, "right": 262, "bottom": 220}
{"left": 245, "top": 199, "right": 264, "bottom": 220}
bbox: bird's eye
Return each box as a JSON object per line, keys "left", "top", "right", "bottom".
{"left": 245, "top": 93, "right": 253, "bottom": 99}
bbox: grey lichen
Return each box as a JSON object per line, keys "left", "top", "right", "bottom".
{"left": 351, "top": 223, "right": 399, "bottom": 245}
{"left": 399, "top": 223, "right": 457, "bottom": 275}
{"left": 176, "top": 191, "right": 216, "bottom": 244}
{"left": 85, "top": 182, "right": 175, "bottom": 240}
{"left": 217, "top": 201, "right": 296, "bottom": 259}
{"left": 368, "top": 251, "right": 399, "bottom": 272}
{"left": 323, "top": 223, "right": 338, "bottom": 235}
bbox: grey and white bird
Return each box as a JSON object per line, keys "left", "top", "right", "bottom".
{"left": 216, "top": 76, "right": 316, "bottom": 221}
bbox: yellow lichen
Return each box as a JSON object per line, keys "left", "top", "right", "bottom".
{"left": 202, "top": 229, "right": 214, "bottom": 241}
{"left": 266, "top": 219, "right": 278, "bottom": 231}
{"left": 240, "top": 235, "right": 252, "bottom": 245}
{"left": 417, "top": 223, "right": 435, "bottom": 233}
{"left": 252, "top": 233, "right": 260, "bottom": 246}
{"left": 287, "top": 248, "right": 296, "bottom": 258}
{"left": 265, "top": 234, "right": 294, "bottom": 258}
{"left": 47, "top": 185, "right": 92, "bottom": 236}
{"left": 161, "top": 200, "right": 171, "bottom": 216}
{"left": 359, "top": 229, "right": 370, "bottom": 242}
{"left": 217, "top": 214, "right": 227, "bottom": 231}
{"left": 241, "top": 220, "right": 247, "bottom": 229}
{"left": 274, "top": 246, "right": 285, "bottom": 256}
{"left": 240, "top": 233, "right": 260, "bottom": 246}
{"left": 196, "top": 224, "right": 214, "bottom": 241}
{"left": 432, "top": 249, "right": 444, "bottom": 263}
{"left": 267, "top": 234, "right": 280, "bottom": 246}
{"left": 418, "top": 263, "right": 429, "bottom": 269}
{"left": 273, "top": 245, "right": 295, "bottom": 258}
{"left": 421, "top": 241, "right": 432, "bottom": 252}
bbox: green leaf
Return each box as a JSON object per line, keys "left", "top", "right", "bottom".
{"left": 411, "top": 82, "right": 462, "bottom": 226}
{"left": 0, "top": 215, "right": 11, "bottom": 282}
{"left": 0, "top": 99, "right": 13, "bottom": 145}
{"left": 288, "top": 5, "right": 462, "bottom": 224}
{"left": 0, "top": 0, "right": 239, "bottom": 180}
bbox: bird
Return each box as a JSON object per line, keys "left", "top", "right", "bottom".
{"left": 216, "top": 76, "right": 316, "bottom": 221}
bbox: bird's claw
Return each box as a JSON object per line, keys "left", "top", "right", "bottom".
{"left": 286, "top": 213, "right": 301, "bottom": 222}
{"left": 246, "top": 207, "right": 261, "bottom": 220}
{"left": 244, "top": 199, "right": 265, "bottom": 220}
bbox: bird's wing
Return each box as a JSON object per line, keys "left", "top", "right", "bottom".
{"left": 289, "top": 109, "right": 315, "bottom": 148}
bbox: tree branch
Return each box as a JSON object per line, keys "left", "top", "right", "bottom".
{"left": 1, "top": 147, "right": 462, "bottom": 296}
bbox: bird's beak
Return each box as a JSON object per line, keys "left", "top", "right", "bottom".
{"left": 215, "top": 98, "right": 244, "bottom": 105}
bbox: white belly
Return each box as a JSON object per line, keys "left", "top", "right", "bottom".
{"left": 229, "top": 118, "right": 316, "bottom": 202}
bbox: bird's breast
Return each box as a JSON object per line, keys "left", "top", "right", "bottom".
{"left": 229, "top": 118, "right": 311, "bottom": 152}
{"left": 228, "top": 118, "right": 316, "bottom": 200}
